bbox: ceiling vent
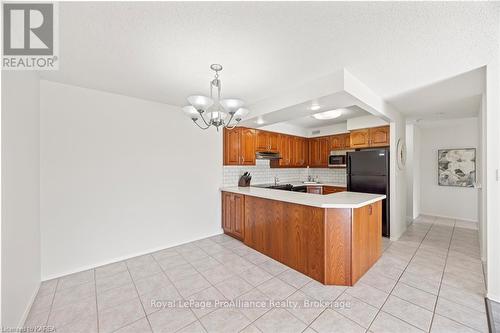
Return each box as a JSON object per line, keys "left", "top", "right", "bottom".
{"left": 312, "top": 130, "right": 321, "bottom": 135}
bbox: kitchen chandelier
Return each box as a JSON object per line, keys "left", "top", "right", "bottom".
{"left": 183, "top": 64, "right": 249, "bottom": 131}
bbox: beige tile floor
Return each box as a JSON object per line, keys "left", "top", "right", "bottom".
{"left": 24, "top": 215, "right": 487, "bottom": 333}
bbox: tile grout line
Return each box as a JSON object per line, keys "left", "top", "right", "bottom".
{"left": 149, "top": 249, "right": 208, "bottom": 332}
{"left": 365, "top": 217, "right": 436, "bottom": 332}
{"left": 123, "top": 261, "right": 154, "bottom": 333}
{"left": 428, "top": 220, "right": 455, "bottom": 332}
{"left": 428, "top": 223, "right": 486, "bottom": 333}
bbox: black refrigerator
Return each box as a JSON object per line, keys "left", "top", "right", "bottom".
{"left": 347, "top": 149, "right": 390, "bottom": 237}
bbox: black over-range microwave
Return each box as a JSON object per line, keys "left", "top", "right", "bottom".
{"left": 328, "top": 153, "right": 347, "bottom": 168}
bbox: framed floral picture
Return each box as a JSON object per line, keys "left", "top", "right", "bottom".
{"left": 438, "top": 148, "right": 476, "bottom": 187}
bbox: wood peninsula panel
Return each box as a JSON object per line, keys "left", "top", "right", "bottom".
{"left": 351, "top": 201, "right": 382, "bottom": 284}
{"left": 324, "top": 208, "right": 352, "bottom": 285}
{"left": 244, "top": 196, "right": 324, "bottom": 281}
{"left": 226, "top": 192, "right": 383, "bottom": 286}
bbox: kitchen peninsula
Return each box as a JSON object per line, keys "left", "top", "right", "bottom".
{"left": 220, "top": 187, "right": 386, "bottom": 286}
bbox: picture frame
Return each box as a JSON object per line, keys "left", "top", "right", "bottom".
{"left": 438, "top": 148, "right": 476, "bottom": 187}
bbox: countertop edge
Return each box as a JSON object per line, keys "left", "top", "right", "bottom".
{"left": 220, "top": 186, "right": 386, "bottom": 209}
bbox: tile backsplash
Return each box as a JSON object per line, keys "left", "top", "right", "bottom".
{"left": 222, "top": 159, "right": 346, "bottom": 186}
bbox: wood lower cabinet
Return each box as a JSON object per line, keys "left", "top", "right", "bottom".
{"left": 350, "top": 126, "right": 390, "bottom": 149}
{"left": 351, "top": 202, "right": 382, "bottom": 284}
{"left": 307, "top": 186, "right": 323, "bottom": 194}
{"left": 223, "top": 127, "right": 256, "bottom": 165}
{"left": 322, "top": 186, "right": 346, "bottom": 195}
{"left": 236, "top": 194, "right": 383, "bottom": 285}
{"left": 222, "top": 192, "right": 245, "bottom": 240}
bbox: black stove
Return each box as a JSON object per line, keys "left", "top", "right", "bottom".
{"left": 252, "top": 183, "right": 307, "bottom": 192}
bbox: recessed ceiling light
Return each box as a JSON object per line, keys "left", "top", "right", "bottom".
{"left": 312, "top": 109, "right": 343, "bottom": 120}
{"left": 255, "top": 117, "right": 265, "bottom": 125}
{"left": 310, "top": 104, "right": 321, "bottom": 111}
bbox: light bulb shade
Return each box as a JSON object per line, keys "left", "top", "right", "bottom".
{"left": 187, "top": 95, "right": 214, "bottom": 111}
{"left": 219, "top": 98, "right": 245, "bottom": 114}
{"left": 234, "top": 108, "right": 249, "bottom": 119}
{"left": 206, "top": 110, "right": 228, "bottom": 121}
{"left": 182, "top": 105, "right": 199, "bottom": 119}
{"left": 312, "top": 109, "right": 343, "bottom": 120}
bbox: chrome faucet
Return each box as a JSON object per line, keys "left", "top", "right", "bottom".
{"left": 274, "top": 176, "right": 280, "bottom": 185}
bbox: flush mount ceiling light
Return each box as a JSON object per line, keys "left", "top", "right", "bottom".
{"left": 312, "top": 109, "right": 343, "bottom": 120}
{"left": 183, "top": 64, "right": 249, "bottom": 131}
{"left": 310, "top": 104, "right": 321, "bottom": 111}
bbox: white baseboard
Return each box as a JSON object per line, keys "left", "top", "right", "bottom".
{"left": 18, "top": 282, "right": 41, "bottom": 327}
{"left": 418, "top": 212, "right": 478, "bottom": 223}
{"left": 42, "top": 231, "right": 224, "bottom": 281}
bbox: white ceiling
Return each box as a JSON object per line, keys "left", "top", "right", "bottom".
{"left": 387, "top": 67, "right": 485, "bottom": 121}
{"left": 284, "top": 106, "right": 369, "bottom": 128}
{"left": 40, "top": 2, "right": 498, "bottom": 115}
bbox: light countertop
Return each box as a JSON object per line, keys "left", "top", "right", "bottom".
{"left": 220, "top": 186, "right": 385, "bottom": 209}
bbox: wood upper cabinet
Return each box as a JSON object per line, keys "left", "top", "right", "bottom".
{"left": 222, "top": 192, "right": 244, "bottom": 240}
{"left": 224, "top": 128, "right": 241, "bottom": 165}
{"left": 369, "top": 126, "right": 390, "bottom": 147}
{"left": 255, "top": 130, "right": 279, "bottom": 152}
{"left": 271, "top": 135, "right": 308, "bottom": 168}
{"left": 278, "top": 134, "right": 292, "bottom": 167}
{"left": 309, "top": 137, "right": 329, "bottom": 168}
{"left": 293, "top": 137, "right": 308, "bottom": 167}
{"left": 330, "top": 135, "right": 345, "bottom": 150}
{"left": 343, "top": 133, "right": 351, "bottom": 148}
{"left": 240, "top": 128, "right": 256, "bottom": 165}
{"left": 350, "top": 128, "right": 370, "bottom": 148}
{"left": 349, "top": 126, "right": 390, "bottom": 149}
{"left": 223, "top": 127, "right": 255, "bottom": 165}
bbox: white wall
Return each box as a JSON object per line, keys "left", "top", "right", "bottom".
{"left": 346, "top": 115, "right": 388, "bottom": 130}
{"left": 260, "top": 122, "right": 308, "bottom": 137}
{"left": 40, "top": 80, "right": 223, "bottom": 279}
{"left": 1, "top": 72, "right": 41, "bottom": 327}
{"left": 406, "top": 124, "right": 421, "bottom": 221}
{"left": 308, "top": 122, "right": 348, "bottom": 137}
{"left": 419, "top": 118, "right": 479, "bottom": 222}
{"left": 478, "top": 95, "right": 487, "bottom": 262}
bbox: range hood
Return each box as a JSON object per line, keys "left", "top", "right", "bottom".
{"left": 256, "top": 151, "right": 282, "bottom": 160}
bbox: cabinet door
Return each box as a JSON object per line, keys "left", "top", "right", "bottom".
{"left": 240, "top": 128, "right": 256, "bottom": 165}
{"left": 301, "top": 138, "right": 309, "bottom": 166}
{"left": 330, "top": 135, "right": 344, "bottom": 150}
{"left": 343, "top": 133, "right": 351, "bottom": 148}
{"left": 320, "top": 137, "right": 330, "bottom": 166}
{"left": 255, "top": 130, "right": 268, "bottom": 151}
{"left": 291, "top": 137, "right": 301, "bottom": 166}
{"left": 232, "top": 194, "right": 245, "bottom": 239}
{"left": 268, "top": 132, "right": 279, "bottom": 152}
{"left": 279, "top": 135, "right": 291, "bottom": 166}
{"left": 369, "top": 126, "right": 390, "bottom": 147}
{"left": 350, "top": 129, "right": 370, "bottom": 148}
{"left": 307, "top": 186, "right": 323, "bottom": 194}
{"left": 222, "top": 192, "right": 232, "bottom": 231}
{"left": 323, "top": 186, "right": 347, "bottom": 195}
{"left": 223, "top": 128, "right": 241, "bottom": 165}
{"left": 308, "top": 138, "right": 321, "bottom": 167}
